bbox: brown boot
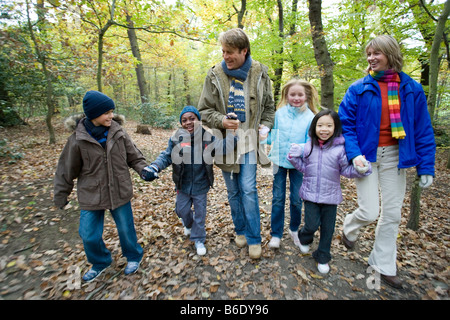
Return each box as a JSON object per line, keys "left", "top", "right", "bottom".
{"left": 381, "top": 274, "right": 403, "bottom": 289}
{"left": 342, "top": 232, "right": 355, "bottom": 250}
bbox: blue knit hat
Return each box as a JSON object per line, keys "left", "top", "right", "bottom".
{"left": 179, "top": 105, "right": 201, "bottom": 123}
{"left": 83, "top": 90, "right": 115, "bottom": 120}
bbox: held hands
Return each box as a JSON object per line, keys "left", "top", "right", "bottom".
{"left": 289, "top": 143, "right": 305, "bottom": 158}
{"left": 419, "top": 175, "right": 433, "bottom": 188}
{"left": 259, "top": 125, "right": 270, "bottom": 140}
{"left": 141, "top": 164, "right": 159, "bottom": 181}
{"left": 352, "top": 155, "right": 370, "bottom": 174}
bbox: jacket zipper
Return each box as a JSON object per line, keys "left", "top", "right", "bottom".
{"left": 315, "top": 146, "right": 323, "bottom": 203}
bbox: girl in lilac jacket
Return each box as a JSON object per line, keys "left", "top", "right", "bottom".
{"left": 288, "top": 109, "right": 371, "bottom": 274}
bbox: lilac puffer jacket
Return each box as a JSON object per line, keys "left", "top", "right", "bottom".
{"left": 287, "top": 135, "right": 371, "bottom": 205}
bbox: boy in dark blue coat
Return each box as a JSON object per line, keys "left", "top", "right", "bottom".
{"left": 142, "top": 106, "right": 237, "bottom": 255}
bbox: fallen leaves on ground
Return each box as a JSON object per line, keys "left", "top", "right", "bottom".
{"left": 0, "top": 117, "right": 448, "bottom": 300}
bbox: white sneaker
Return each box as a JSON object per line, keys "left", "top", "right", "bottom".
{"left": 289, "top": 229, "right": 301, "bottom": 247}
{"left": 317, "top": 263, "right": 330, "bottom": 274}
{"left": 195, "top": 242, "right": 206, "bottom": 255}
{"left": 184, "top": 227, "right": 191, "bottom": 236}
{"left": 268, "top": 237, "right": 281, "bottom": 249}
{"left": 299, "top": 242, "right": 310, "bottom": 253}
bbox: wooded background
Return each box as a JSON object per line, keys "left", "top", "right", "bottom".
{"left": 0, "top": 0, "right": 449, "bottom": 144}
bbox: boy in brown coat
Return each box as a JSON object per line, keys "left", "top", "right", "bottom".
{"left": 54, "top": 91, "right": 149, "bottom": 282}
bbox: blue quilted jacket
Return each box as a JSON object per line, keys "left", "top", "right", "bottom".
{"left": 262, "top": 104, "right": 315, "bottom": 169}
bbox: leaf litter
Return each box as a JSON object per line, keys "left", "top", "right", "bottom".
{"left": 0, "top": 117, "right": 448, "bottom": 300}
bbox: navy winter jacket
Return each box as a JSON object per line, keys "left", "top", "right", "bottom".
{"left": 338, "top": 72, "right": 435, "bottom": 176}
{"left": 152, "top": 126, "right": 237, "bottom": 195}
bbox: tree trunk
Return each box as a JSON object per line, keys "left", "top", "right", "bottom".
{"left": 447, "top": 150, "right": 450, "bottom": 170}
{"left": 407, "top": 177, "right": 422, "bottom": 230}
{"left": 126, "top": 12, "right": 149, "bottom": 104}
{"left": 236, "top": 0, "right": 246, "bottom": 29}
{"left": 308, "top": 0, "right": 334, "bottom": 109}
{"left": 95, "top": 0, "right": 116, "bottom": 92}
{"left": 290, "top": 0, "right": 299, "bottom": 73}
{"left": 27, "top": 0, "right": 55, "bottom": 144}
{"left": 183, "top": 70, "right": 191, "bottom": 106}
{"left": 97, "top": 21, "right": 113, "bottom": 93}
{"left": 273, "top": 0, "right": 284, "bottom": 102}
{"left": 428, "top": 0, "right": 450, "bottom": 121}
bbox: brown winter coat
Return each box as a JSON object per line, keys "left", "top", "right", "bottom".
{"left": 53, "top": 114, "right": 148, "bottom": 211}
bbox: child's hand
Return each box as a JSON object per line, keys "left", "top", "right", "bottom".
{"left": 259, "top": 125, "right": 269, "bottom": 140}
{"left": 289, "top": 143, "right": 304, "bottom": 158}
{"left": 141, "top": 165, "right": 159, "bottom": 181}
{"left": 352, "top": 155, "right": 369, "bottom": 174}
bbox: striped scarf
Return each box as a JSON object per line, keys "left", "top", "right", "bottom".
{"left": 222, "top": 56, "right": 252, "bottom": 123}
{"left": 370, "top": 70, "right": 406, "bottom": 139}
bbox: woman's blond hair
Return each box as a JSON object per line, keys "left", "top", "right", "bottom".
{"left": 277, "top": 79, "right": 320, "bottom": 114}
{"left": 365, "top": 35, "right": 403, "bottom": 73}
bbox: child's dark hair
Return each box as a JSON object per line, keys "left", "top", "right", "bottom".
{"left": 306, "top": 108, "right": 342, "bottom": 158}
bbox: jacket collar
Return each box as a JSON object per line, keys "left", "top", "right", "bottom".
{"left": 75, "top": 117, "right": 123, "bottom": 144}
{"left": 361, "top": 71, "right": 413, "bottom": 94}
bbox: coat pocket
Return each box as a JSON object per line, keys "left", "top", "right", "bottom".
{"left": 116, "top": 173, "right": 133, "bottom": 199}
{"left": 77, "top": 179, "right": 101, "bottom": 206}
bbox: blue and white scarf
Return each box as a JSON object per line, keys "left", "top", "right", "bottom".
{"left": 221, "top": 56, "right": 252, "bottom": 123}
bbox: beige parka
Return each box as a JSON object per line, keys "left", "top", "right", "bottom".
{"left": 198, "top": 60, "right": 275, "bottom": 173}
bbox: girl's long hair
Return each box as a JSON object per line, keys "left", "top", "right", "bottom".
{"left": 305, "top": 108, "right": 342, "bottom": 158}
{"left": 276, "top": 78, "right": 320, "bottom": 114}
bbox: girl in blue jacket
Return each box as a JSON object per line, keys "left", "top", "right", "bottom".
{"left": 338, "top": 35, "right": 435, "bottom": 288}
{"left": 260, "top": 79, "right": 319, "bottom": 250}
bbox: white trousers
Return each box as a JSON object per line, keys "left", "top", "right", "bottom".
{"left": 343, "top": 145, "right": 406, "bottom": 276}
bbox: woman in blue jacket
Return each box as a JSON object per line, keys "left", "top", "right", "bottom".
{"left": 338, "top": 35, "right": 436, "bottom": 289}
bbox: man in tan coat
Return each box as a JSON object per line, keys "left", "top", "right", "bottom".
{"left": 198, "top": 29, "right": 275, "bottom": 259}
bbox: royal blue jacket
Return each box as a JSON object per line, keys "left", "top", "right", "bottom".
{"left": 338, "top": 72, "right": 435, "bottom": 176}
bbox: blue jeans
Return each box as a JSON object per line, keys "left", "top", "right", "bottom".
{"left": 79, "top": 201, "right": 143, "bottom": 270}
{"left": 271, "top": 165, "right": 303, "bottom": 238}
{"left": 176, "top": 191, "right": 207, "bottom": 243}
{"left": 299, "top": 201, "right": 337, "bottom": 264}
{"left": 222, "top": 151, "right": 261, "bottom": 245}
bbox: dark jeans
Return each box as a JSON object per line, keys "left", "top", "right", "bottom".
{"left": 298, "top": 201, "right": 337, "bottom": 264}
{"left": 270, "top": 165, "right": 303, "bottom": 238}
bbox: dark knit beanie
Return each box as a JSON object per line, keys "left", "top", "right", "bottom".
{"left": 83, "top": 90, "right": 115, "bottom": 120}
{"left": 179, "top": 105, "right": 201, "bottom": 123}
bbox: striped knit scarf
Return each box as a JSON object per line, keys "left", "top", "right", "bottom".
{"left": 370, "top": 69, "right": 406, "bottom": 139}
{"left": 222, "top": 56, "right": 252, "bottom": 123}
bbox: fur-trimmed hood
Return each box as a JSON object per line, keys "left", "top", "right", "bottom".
{"left": 64, "top": 113, "right": 126, "bottom": 131}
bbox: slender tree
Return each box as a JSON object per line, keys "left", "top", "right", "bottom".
{"left": 308, "top": 0, "right": 334, "bottom": 109}
{"left": 428, "top": 0, "right": 450, "bottom": 121}
{"left": 26, "top": 0, "right": 56, "bottom": 144}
